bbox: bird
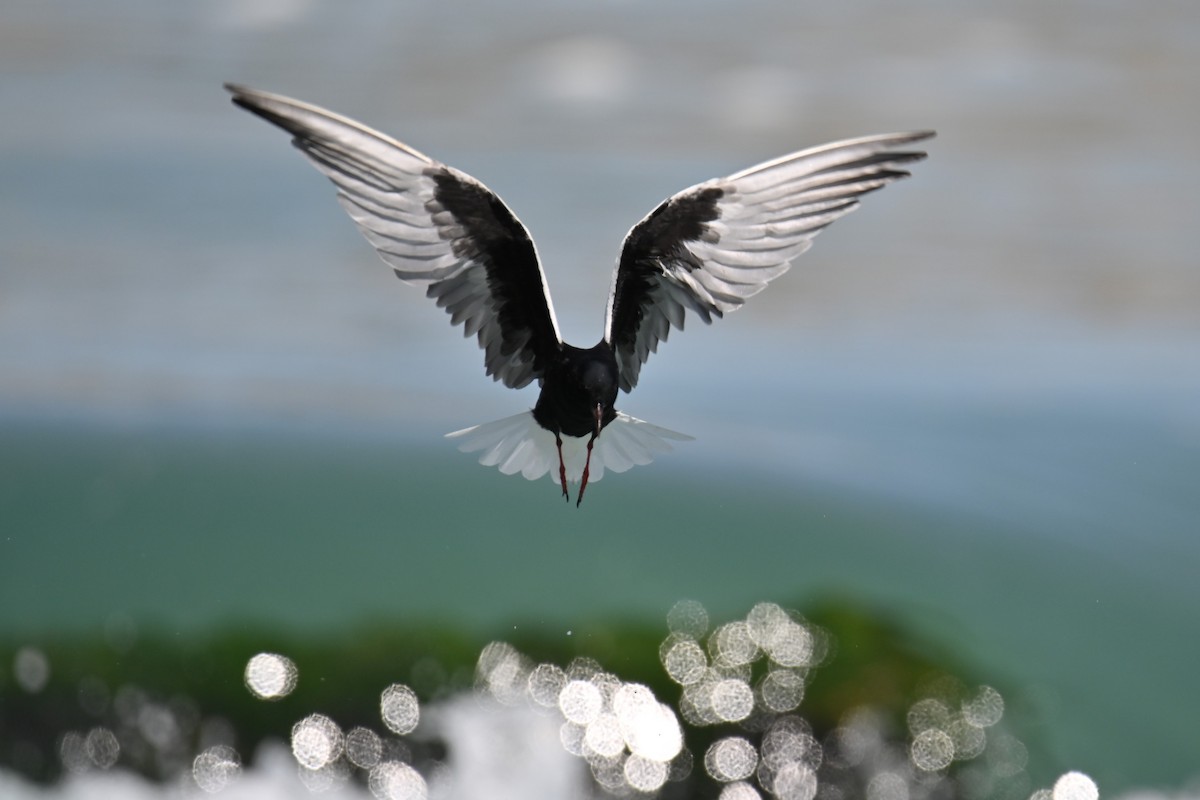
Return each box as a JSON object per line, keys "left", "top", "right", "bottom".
{"left": 225, "top": 84, "right": 933, "bottom": 506}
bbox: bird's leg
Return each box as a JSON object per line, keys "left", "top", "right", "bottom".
{"left": 575, "top": 403, "right": 603, "bottom": 508}
{"left": 555, "top": 431, "right": 569, "bottom": 501}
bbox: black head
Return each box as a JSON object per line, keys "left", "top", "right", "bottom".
{"left": 579, "top": 358, "right": 617, "bottom": 404}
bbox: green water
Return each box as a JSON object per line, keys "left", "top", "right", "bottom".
{"left": 0, "top": 420, "right": 1195, "bottom": 789}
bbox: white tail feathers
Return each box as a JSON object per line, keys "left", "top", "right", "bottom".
{"left": 446, "top": 411, "right": 693, "bottom": 484}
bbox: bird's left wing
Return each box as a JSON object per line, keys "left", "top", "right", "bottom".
{"left": 226, "top": 84, "right": 562, "bottom": 389}
{"left": 604, "top": 131, "right": 934, "bottom": 392}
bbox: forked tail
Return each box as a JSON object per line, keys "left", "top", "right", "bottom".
{"left": 446, "top": 411, "right": 692, "bottom": 486}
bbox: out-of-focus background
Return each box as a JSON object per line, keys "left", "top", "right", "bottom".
{"left": 2, "top": 1, "right": 1197, "bottom": 798}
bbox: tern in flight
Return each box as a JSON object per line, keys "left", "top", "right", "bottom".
{"left": 227, "top": 84, "right": 932, "bottom": 505}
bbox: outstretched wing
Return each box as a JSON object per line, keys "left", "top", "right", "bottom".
{"left": 226, "top": 84, "right": 562, "bottom": 389}
{"left": 604, "top": 131, "right": 934, "bottom": 392}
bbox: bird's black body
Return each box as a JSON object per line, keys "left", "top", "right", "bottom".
{"left": 533, "top": 343, "right": 620, "bottom": 438}
{"left": 224, "top": 83, "right": 932, "bottom": 505}
{"left": 532, "top": 341, "right": 620, "bottom": 504}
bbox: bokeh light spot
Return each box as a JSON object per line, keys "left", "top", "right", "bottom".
{"left": 761, "top": 717, "right": 821, "bottom": 771}
{"left": 380, "top": 683, "right": 420, "bottom": 735}
{"left": 369, "top": 760, "right": 428, "bottom": 800}
{"left": 192, "top": 744, "right": 241, "bottom": 793}
{"left": 711, "top": 678, "right": 754, "bottom": 722}
{"left": 667, "top": 599, "right": 710, "bottom": 638}
{"left": 946, "top": 715, "right": 987, "bottom": 760}
{"left": 59, "top": 732, "right": 89, "bottom": 774}
{"left": 963, "top": 685, "right": 1005, "bottom": 728}
{"left": 84, "top": 727, "right": 120, "bottom": 769}
{"left": 705, "top": 736, "right": 758, "bottom": 782}
{"left": 136, "top": 702, "right": 181, "bottom": 752}
{"left": 867, "top": 771, "right": 909, "bottom": 800}
{"left": 746, "top": 604, "right": 814, "bottom": 667}
{"left": 773, "top": 762, "right": 818, "bottom": 800}
{"left": 624, "top": 753, "right": 669, "bottom": 792}
{"left": 712, "top": 621, "right": 760, "bottom": 667}
{"left": 720, "top": 781, "right": 763, "bottom": 800}
{"left": 584, "top": 712, "right": 625, "bottom": 759}
{"left": 14, "top": 647, "right": 50, "bottom": 693}
{"left": 559, "top": 679, "right": 603, "bottom": 724}
{"left": 760, "top": 669, "right": 805, "bottom": 712}
{"left": 661, "top": 636, "right": 708, "bottom": 686}
{"left": 291, "top": 713, "right": 343, "bottom": 771}
{"left": 618, "top": 699, "right": 682, "bottom": 761}
{"left": 528, "top": 662, "right": 567, "bottom": 707}
{"left": 244, "top": 652, "right": 298, "bottom": 700}
{"left": 346, "top": 726, "right": 383, "bottom": 769}
{"left": 1053, "top": 772, "right": 1098, "bottom": 800}
{"left": 590, "top": 753, "right": 628, "bottom": 792}
{"left": 907, "top": 697, "right": 950, "bottom": 734}
{"left": 910, "top": 728, "right": 954, "bottom": 771}
{"left": 476, "top": 641, "right": 531, "bottom": 704}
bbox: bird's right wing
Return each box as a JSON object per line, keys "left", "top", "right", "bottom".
{"left": 604, "top": 131, "right": 934, "bottom": 392}
{"left": 226, "top": 84, "right": 562, "bottom": 389}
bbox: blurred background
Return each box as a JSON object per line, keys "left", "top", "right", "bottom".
{"left": 1, "top": 0, "right": 1197, "bottom": 798}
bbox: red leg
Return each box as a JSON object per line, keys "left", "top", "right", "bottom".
{"left": 575, "top": 403, "right": 605, "bottom": 508}
{"left": 575, "top": 430, "right": 598, "bottom": 507}
{"left": 555, "top": 432, "right": 568, "bottom": 500}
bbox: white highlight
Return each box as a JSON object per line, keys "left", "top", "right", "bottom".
{"left": 661, "top": 636, "right": 708, "bottom": 685}
{"left": 612, "top": 684, "right": 682, "bottom": 762}
{"left": 380, "top": 684, "right": 420, "bottom": 735}
{"left": 720, "top": 781, "right": 763, "bottom": 800}
{"left": 1053, "top": 773, "right": 1099, "bottom": 800}
{"left": 244, "top": 653, "right": 298, "bottom": 700}
{"left": 558, "top": 680, "right": 603, "bottom": 725}
{"left": 290, "top": 714, "right": 343, "bottom": 771}
{"left": 761, "top": 669, "right": 805, "bottom": 712}
{"left": 528, "top": 663, "right": 567, "bottom": 708}
{"left": 705, "top": 737, "right": 758, "bottom": 782}
{"left": 711, "top": 678, "right": 755, "bottom": 722}
{"left": 192, "top": 745, "right": 241, "bottom": 793}
{"left": 368, "top": 761, "right": 427, "bottom": 800}
{"left": 476, "top": 641, "right": 531, "bottom": 705}
{"left": 773, "top": 763, "right": 818, "bottom": 800}
{"left": 623, "top": 754, "right": 669, "bottom": 793}
{"left": 910, "top": 729, "right": 955, "bottom": 771}
{"left": 746, "top": 603, "right": 814, "bottom": 667}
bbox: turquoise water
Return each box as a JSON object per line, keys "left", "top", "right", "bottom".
{"left": 2, "top": 416, "right": 1196, "bottom": 789}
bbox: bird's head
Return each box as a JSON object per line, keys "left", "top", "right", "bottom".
{"left": 579, "top": 359, "right": 618, "bottom": 435}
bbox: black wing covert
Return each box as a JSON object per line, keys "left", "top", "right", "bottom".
{"left": 604, "top": 131, "right": 934, "bottom": 392}
{"left": 226, "top": 84, "right": 562, "bottom": 389}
